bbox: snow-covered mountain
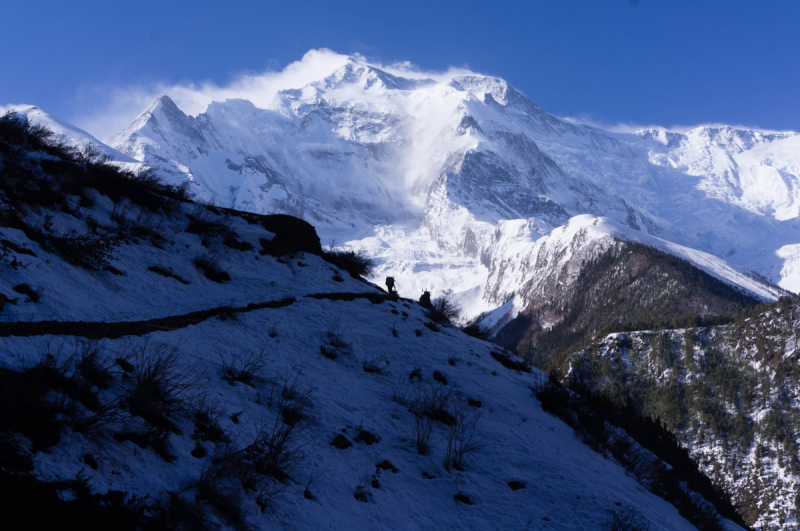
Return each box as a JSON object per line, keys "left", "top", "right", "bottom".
{"left": 94, "top": 54, "right": 800, "bottom": 312}
{"left": 8, "top": 51, "right": 798, "bottom": 320}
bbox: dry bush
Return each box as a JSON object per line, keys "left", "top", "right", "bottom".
{"left": 411, "top": 412, "right": 433, "bottom": 456}
{"left": 444, "top": 401, "right": 484, "bottom": 471}
{"left": 321, "top": 320, "right": 351, "bottom": 359}
{"left": 186, "top": 206, "right": 235, "bottom": 238}
{"left": 240, "top": 372, "right": 313, "bottom": 510}
{"left": 47, "top": 230, "right": 116, "bottom": 269}
{"left": 576, "top": 420, "right": 618, "bottom": 460}
{"left": 601, "top": 504, "right": 651, "bottom": 531}
{"left": 123, "top": 343, "right": 199, "bottom": 432}
{"left": 241, "top": 413, "right": 309, "bottom": 510}
{"left": 491, "top": 350, "right": 531, "bottom": 373}
{"left": 324, "top": 244, "right": 374, "bottom": 279}
{"left": 113, "top": 207, "right": 167, "bottom": 245}
{"left": 74, "top": 339, "right": 115, "bottom": 389}
{"left": 363, "top": 354, "right": 388, "bottom": 374}
{"left": 194, "top": 250, "right": 231, "bottom": 283}
{"left": 411, "top": 383, "right": 456, "bottom": 425}
{"left": 428, "top": 296, "right": 462, "bottom": 325}
{"left": 353, "top": 472, "right": 373, "bottom": 502}
{"left": 28, "top": 341, "right": 121, "bottom": 432}
{"left": 278, "top": 368, "right": 314, "bottom": 426}
{"left": 325, "top": 319, "right": 350, "bottom": 349}
{"left": 220, "top": 348, "right": 269, "bottom": 386}
{"left": 391, "top": 378, "right": 411, "bottom": 406}
{"left": 194, "top": 443, "right": 244, "bottom": 525}
{"left": 70, "top": 397, "right": 124, "bottom": 434}
{"left": 193, "top": 397, "right": 229, "bottom": 444}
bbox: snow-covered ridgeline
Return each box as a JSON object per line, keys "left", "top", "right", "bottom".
{"left": 479, "top": 214, "right": 787, "bottom": 329}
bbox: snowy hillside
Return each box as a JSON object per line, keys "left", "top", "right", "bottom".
{"left": 0, "top": 115, "right": 744, "bottom": 529}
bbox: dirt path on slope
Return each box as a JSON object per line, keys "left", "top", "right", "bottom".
{"left": 0, "top": 292, "right": 416, "bottom": 339}
{"left": 0, "top": 298, "right": 297, "bottom": 339}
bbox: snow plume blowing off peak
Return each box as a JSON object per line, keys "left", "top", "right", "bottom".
{"left": 73, "top": 49, "right": 478, "bottom": 142}
{"left": 17, "top": 50, "right": 800, "bottom": 320}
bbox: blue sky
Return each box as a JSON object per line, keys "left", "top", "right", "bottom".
{"left": 2, "top": 0, "right": 799, "bottom": 138}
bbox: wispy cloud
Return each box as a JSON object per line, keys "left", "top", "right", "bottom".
{"left": 561, "top": 113, "right": 780, "bottom": 135}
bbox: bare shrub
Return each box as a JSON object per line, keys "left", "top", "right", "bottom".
{"left": 194, "top": 443, "right": 244, "bottom": 525}
{"left": 278, "top": 369, "right": 314, "bottom": 426}
{"left": 76, "top": 142, "right": 112, "bottom": 165}
{"left": 411, "top": 384, "right": 456, "bottom": 425}
{"left": 491, "top": 350, "right": 531, "bottom": 373}
{"left": 70, "top": 397, "right": 123, "bottom": 434}
{"left": 194, "top": 250, "right": 231, "bottom": 283}
{"left": 69, "top": 343, "right": 125, "bottom": 433}
{"left": 186, "top": 206, "right": 235, "bottom": 238}
{"left": 220, "top": 349, "right": 269, "bottom": 386}
{"left": 428, "top": 295, "right": 462, "bottom": 325}
{"left": 47, "top": 230, "right": 116, "bottom": 269}
{"left": 321, "top": 320, "right": 351, "bottom": 359}
{"left": 325, "top": 320, "right": 350, "bottom": 348}
{"left": 601, "top": 504, "right": 651, "bottom": 531}
{"left": 354, "top": 472, "right": 373, "bottom": 502}
{"left": 123, "top": 343, "right": 199, "bottom": 432}
{"left": 303, "top": 470, "right": 325, "bottom": 500}
{"left": 240, "top": 372, "right": 313, "bottom": 510}
{"left": 444, "top": 401, "right": 484, "bottom": 471}
{"left": 241, "top": 412, "right": 310, "bottom": 510}
{"left": 577, "top": 421, "right": 617, "bottom": 459}
{"left": 363, "top": 354, "right": 388, "bottom": 374}
{"left": 110, "top": 202, "right": 133, "bottom": 226}
{"left": 74, "top": 339, "right": 115, "bottom": 389}
{"left": 324, "top": 244, "right": 374, "bottom": 279}
{"left": 27, "top": 342, "right": 105, "bottom": 420}
{"left": 129, "top": 210, "right": 167, "bottom": 244}
{"left": 411, "top": 413, "right": 433, "bottom": 456}
{"left": 193, "top": 397, "right": 229, "bottom": 443}
{"left": 626, "top": 446, "right": 658, "bottom": 485}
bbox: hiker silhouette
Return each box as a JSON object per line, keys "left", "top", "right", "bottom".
{"left": 385, "top": 276, "right": 396, "bottom": 294}
{"left": 419, "top": 289, "right": 432, "bottom": 309}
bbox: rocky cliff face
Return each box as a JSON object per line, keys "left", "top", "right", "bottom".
{"left": 569, "top": 297, "right": 800, "bottom": 529}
